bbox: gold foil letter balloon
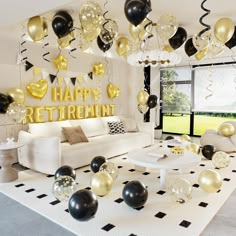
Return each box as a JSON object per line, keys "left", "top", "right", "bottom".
{"left": 107, "top": 82, "right": 120, "bottom": 99}
{"left": 214, "top": 17, "right": 235, "bottom": 44}
{"left": 212, "top": 151, "right": 230, "bottom": 169}
{"left": 53, "top": 54, "right": 68, "bottom": 71}
{"left": 198, "top": 169, "right": 222, "bottom": 193}
{"left": 91, "top": 171, "right": 113, "bottom": 196}
{"left": 137, "top": 89, "right": 149, "bottom": 105}
{"left": 26, "top": 79, "right": 48, "bottom": 99}
{"left": 7, "top": 88, "right": 25, "bottom": 104}
{"left": 219, "top": 122, "right": 235, "bottom": 137}
{"left": 27, "top": 16, "right": 48, "bottom": 42}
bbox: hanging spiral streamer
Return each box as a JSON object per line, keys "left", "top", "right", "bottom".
{"left": 198, "top": 0, "right": 211, "bottom": 37}
{"left": 144, "top": 17, "right": 154, "bottom": 40}
{"left": 205, "top": 66, "right": 214, "bottom": 100}
{"left": 20, "top": 33, "right": 28, "bottom": 62}
{"left": 42, "top": 34, "right": 51, "bottom": 62}
{"left": 69, "top": 29, "right": 77, "bottom": 59}
{"left": 102, "top": 0, "right": 112, "bottom": 35}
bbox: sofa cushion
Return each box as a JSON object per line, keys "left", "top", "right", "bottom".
{"left": 69, "top": 118, "right": 106, "bottom": 138}
{"left": 28, "top": 120, "right": 71, "bottom": 142}
{"left": 108, "top": 121, "right": 125, "bottom": 135}
{"left": 62, "top": 126, "right": 88, "bottom": 145}
{"left": 101, "top": 116, "right": 121, "bottom": 134}
{"left": 121, "top": 117, "right": 138, "bottom": 132}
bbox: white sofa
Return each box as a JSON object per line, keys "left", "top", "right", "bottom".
{"left": 18, "top": 116, "right": 154, "bottom": 174}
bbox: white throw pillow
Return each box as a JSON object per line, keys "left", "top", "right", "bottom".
{"left": 29, "top": 120, "right": 71, "bottom": 142}
{"left": 121, "top": 117, "right": 138, "bottom": 132}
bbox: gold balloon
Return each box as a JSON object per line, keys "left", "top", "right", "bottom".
{"left": 91, "top": 171, "right": 113, "bottom": 196}
{"left": 180, "top": 134, "right": 191, "bottom": 142}
{"left": 198, "top": 169, "right": 222, "bottom": 193}
{"left": 137, "top": 104, "right": 149, "bottom": 114}
{"left": 52, "top": 176, "right": 77, "bottom": 201}
{"left": 57, "top": 31, "right": 75, "bottom": 48}
{"left": 185, "top": 143, "right": 200, "bottom": 154}
{"left": 212, "top": 151, "right": 230, "bottom": 168}
{"left": 81, "top": 27, "right": 101, "bottom": 42}
{"left": 163, "top": 44, "right": 174, "bottom": 52}
{"left": 195, "top": 47, "right": 208, "bottom": 61}
{"left": 100, "top": 20, "right": 119, "bottom": 44}
{"left": 93, "top": 63, "right": 105, "bottom": 76}
{"left": 27, "top": 16, "right": 48, "bottom": 42}
{"left": 7, "top": 88, "right": 25, "bottom": 104}
{"left": 169, "top": 178, "right": 192, "bottom": 204}
{"left": 107, "top": 82, "right": 120, "bottom": 99}
{"left": 99, "top": 162, "right": 119, "bottom": 181}
{"left": 137, "top": 90, "right": 149, "bottom": 105}
{"left": 26, "top": 79, "right": 48, "bottom": 99}
{"left": 129, "top": 18, "right": 151, "bottom": 41}
{"left": 193, "top": 30, "right": 211, "bottom": 51}
{"left": 214, "top": 17, "right": 235, "bottom": 44}
{"left": 116, "top": 36, "right": 130, "bottom": 56}
{"left": 219, "top": 123, "right": 235, "bottom": 137}
{"left": 53, "top": 54, "right": 68, "bottom": 71}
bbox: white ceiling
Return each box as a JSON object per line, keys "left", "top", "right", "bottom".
{"left": 1, "top": 0, "right": 236, "bottom": 65}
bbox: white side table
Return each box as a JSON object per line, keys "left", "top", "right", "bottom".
{"left": 0, "top": 142, "right": 24, "bottom": 183}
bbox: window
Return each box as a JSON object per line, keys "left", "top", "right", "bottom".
{"left": 160, "top": 64, "right": 236, "bottom": 136}
{"left": 160, "top": 67, "right": 191, "bottom": 134}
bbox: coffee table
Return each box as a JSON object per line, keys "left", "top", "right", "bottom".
{"left": 128, "top": 146, "right": 201, "bottom": 188}
{"left": 0, "top": 142, "right": 25, "bottom": 183}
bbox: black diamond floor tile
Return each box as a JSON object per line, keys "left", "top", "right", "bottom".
{"left": 192, "top": 184, "right": 199, "bottom": 188}
{"left": 223, "top": 178, "right": 231, "bottom": 182}
{"left": 102, "top": 223, "right": 115, "bottom": 232}
{"left": 129, "top": 169, "right": 136, "bottom": 172}
{"left": 114, "top": 198, "right": 124, "bottom": 203}
{"left": 179, "top": 220, "right": 191, "bottom": 228}
{"left": 135, "top": 206, "right": 144, "bottom": 211}
{"left": 142, "top": 172, "right": 150, "bottom": 175}
{"left": 157, "top": 190, "right": 166, "bottom": 195}
{"left": 25, "top": 188, "right": 35, "bottom": 193}
{"left": 155, "top": 212, "right": 166, "bottom": 219}
{"left": 15, "top": 183, "right": 24, "bottom": 187}
{"left": 37, "top": 194, "right": 47, "bottom": 199}
{"left": 50, "top": 200, "right": 60, "bottom": 205}
{"left": 83, "top": 170, "right": 91, "bottom": 173}
{"left": 199, "top": 202, "right": 208, "bottom": 207}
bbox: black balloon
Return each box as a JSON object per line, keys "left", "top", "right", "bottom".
{"left": 54, "top": 165, "right": 76, "bottom": 180}
{"left": 52, "top": 11, "right": 73, "bottom": 38}
{"left": 124, "top": 0, "right": 152, "bottom": 26}
{"left": 90, "top": 156, "right": 106, "bottom": 173}
{"left": 202, "top": 145, "right": 216, "bottom": 160}
{"left": 225, "top": 26, "right": 236, "bottom": 49}
{"left": 0, "top": 93, "right": 13, "bottom": 114}
{"left": 147, "top": 95, "right": 158, "bottom": 109}
{"left": 169, "top": 27, "right": 187, "bottom": 50}
{"left": 122, "top": 180, "right": 148, "bottom": 208}
{"left": 184, "top": 38, "right": 197, "bottom": 57}
{"left": 165, "top": 136, "right": 175, "bottom": 140}
{"left": 97, "top": 36, "right": 113, "bottom": 52}
{"left": 68, "top": 189, "right": 98, "bottom": 221}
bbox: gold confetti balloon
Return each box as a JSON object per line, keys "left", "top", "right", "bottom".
{"left": 99, "top": 162, "right": 119, "bottom": 181}
{"left": 198, "top": 169, "right": 222, "bottom": 193}
{"left": 212, "top": 151, "right": 230, "bottom": 169}
{"left": 52, "top": 176, "right": 77, "bottom": 201}
{"left": 7, "top": 88, "right": 25, "bottom": 104}
{"left": 185, "top": 143, "right": 200, "bottom": 154}
{"left": 169, "top": 178, "right": 192, "bottom": 204}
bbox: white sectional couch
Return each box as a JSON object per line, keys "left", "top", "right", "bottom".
{"left": 18, "top": 116, "right": 154, "bottom": 174}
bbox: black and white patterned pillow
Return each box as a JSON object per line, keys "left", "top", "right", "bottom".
{"left": 107, "top": 121, "right": 126, "bottom": 135}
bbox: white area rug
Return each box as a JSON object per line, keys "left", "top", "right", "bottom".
{"left": 1, "top": 149, "right": 236, "bottom": 236}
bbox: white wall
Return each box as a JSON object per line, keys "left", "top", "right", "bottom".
{"left": 0, "top": 31, "right": 145, "bottom": 141}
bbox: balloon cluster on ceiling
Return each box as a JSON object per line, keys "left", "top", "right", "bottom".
{"left": 25, "top": 0, "right": 236, "bottom": 67}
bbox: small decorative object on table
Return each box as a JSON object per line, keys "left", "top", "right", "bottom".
{"left": 171, "top": 146, "right": 184, "bottom": 155}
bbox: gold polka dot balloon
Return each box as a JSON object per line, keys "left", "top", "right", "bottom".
{"left": 212, "top": 151, "right": 230, "bottom": 169}
{"left": 99, "top": 161, "right": 119, "bottom": 181}
{"left": 52, "top": 176, "right": 77, "bottom": 201}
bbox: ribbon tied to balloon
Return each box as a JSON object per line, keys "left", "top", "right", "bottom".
{"left": 26, "top": 79, "right": 48, "bottom": 99}
{"left": 107, "top": 82, "right": 120, "bottom": 99}
{"left": 92, "top": 63, "right": 105, "bottom": 77}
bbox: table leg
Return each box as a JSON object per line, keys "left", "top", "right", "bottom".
{"left": 0, "top": 150, "right": 18, "bottom": 183}
{"left": 135, "top": 165, "right": 146, "bottom": 172}
{"left": 159, "top": 169, "right": 167, "bottom": 189}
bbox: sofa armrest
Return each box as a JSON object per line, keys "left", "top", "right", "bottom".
{"left": 137, "top": 121, "right": 155, "bottom": 145}
{"left": 18, "top": 130, "right": 61, "bottom": 174}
